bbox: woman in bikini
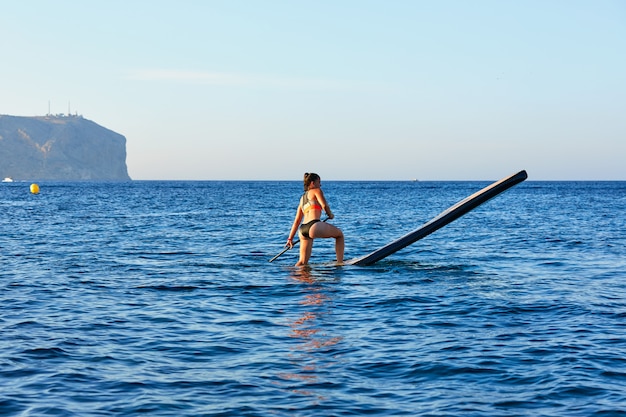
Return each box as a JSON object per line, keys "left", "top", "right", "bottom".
{"left": 286, "top": 173, "right": 344, "bottom": 266}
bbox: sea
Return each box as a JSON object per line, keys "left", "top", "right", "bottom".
{"left": 1, "top": 177, "right": 625, "bottom": 416}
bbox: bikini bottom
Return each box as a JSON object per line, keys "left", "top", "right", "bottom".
{"left": 299, "top": 219, "right": 321, "bottom": 239}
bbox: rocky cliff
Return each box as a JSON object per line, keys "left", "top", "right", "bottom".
{"left": 0, "top": 115, "right": 131, "bottom": 181}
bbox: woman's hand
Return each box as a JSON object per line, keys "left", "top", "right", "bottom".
{"left": 286, "top": 238, "right": 294, "bottom": 249}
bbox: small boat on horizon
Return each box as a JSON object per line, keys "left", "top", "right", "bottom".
{"left": 2, "top": 177, "right": 14, "bottom": 182}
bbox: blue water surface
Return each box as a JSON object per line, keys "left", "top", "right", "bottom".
{"left": 1, "top": 178, "right": 625, "bottom": 416}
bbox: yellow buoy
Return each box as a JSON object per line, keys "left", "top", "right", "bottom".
{"left": 30, "top": 183, "right": 40, "bottom": 194}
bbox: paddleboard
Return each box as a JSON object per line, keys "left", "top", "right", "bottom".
{"left": 346, "top": 170, "right": 528, "bottom": 266}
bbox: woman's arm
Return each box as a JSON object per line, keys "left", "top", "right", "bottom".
{"left": 286, "top": 204, "right": 304, "bottom": 247}
{"left": 314, "top": 189, "right": 334, "bottom": 219}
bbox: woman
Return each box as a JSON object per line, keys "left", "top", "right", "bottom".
{"left": 286, "top": 173, "right": 344, "bottom": 266}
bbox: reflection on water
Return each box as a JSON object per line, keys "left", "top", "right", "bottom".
{"left": 278, "top": 267, "right": 343, "bottom": 401}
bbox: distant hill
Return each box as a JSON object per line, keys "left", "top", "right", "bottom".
{"left": 0, "top": 115, "right": 131, "bottom": 181}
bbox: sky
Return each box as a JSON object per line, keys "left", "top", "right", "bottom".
{"left": 1, "top": 0, "right": 625, "bottom": 180}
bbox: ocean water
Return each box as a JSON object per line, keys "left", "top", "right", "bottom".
{"left": 1, "top": 178, "right": 625, "bottom": 416}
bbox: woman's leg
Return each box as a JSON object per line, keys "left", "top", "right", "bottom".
{"left": 309, "top": 222, "right": 344, "bottom": 263}
{"left": 296, "top": 233, "right": 314, "bottom": 266}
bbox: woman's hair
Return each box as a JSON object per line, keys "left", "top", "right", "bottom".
{"left": 303, "top": 172, "right": 320, "bottom": 191}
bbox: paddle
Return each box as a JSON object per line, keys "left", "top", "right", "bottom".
{"left": 269, "top": 218, "right": 328, "bottom": 263}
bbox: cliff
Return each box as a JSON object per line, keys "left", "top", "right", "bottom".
{"left": 0, "top": 115, "right": 131, "bottom": 181}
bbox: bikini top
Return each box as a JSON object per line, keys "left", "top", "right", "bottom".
{"left": 302, "top": 191, "right": 322, "bottom": 214}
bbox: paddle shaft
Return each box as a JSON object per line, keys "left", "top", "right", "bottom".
{"left": 269, "top": 240, "right": 299, "bottom": 263}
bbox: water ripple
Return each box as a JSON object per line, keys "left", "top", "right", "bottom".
{"left": 1, "top": 181, "right": 625, "bottom": 416}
